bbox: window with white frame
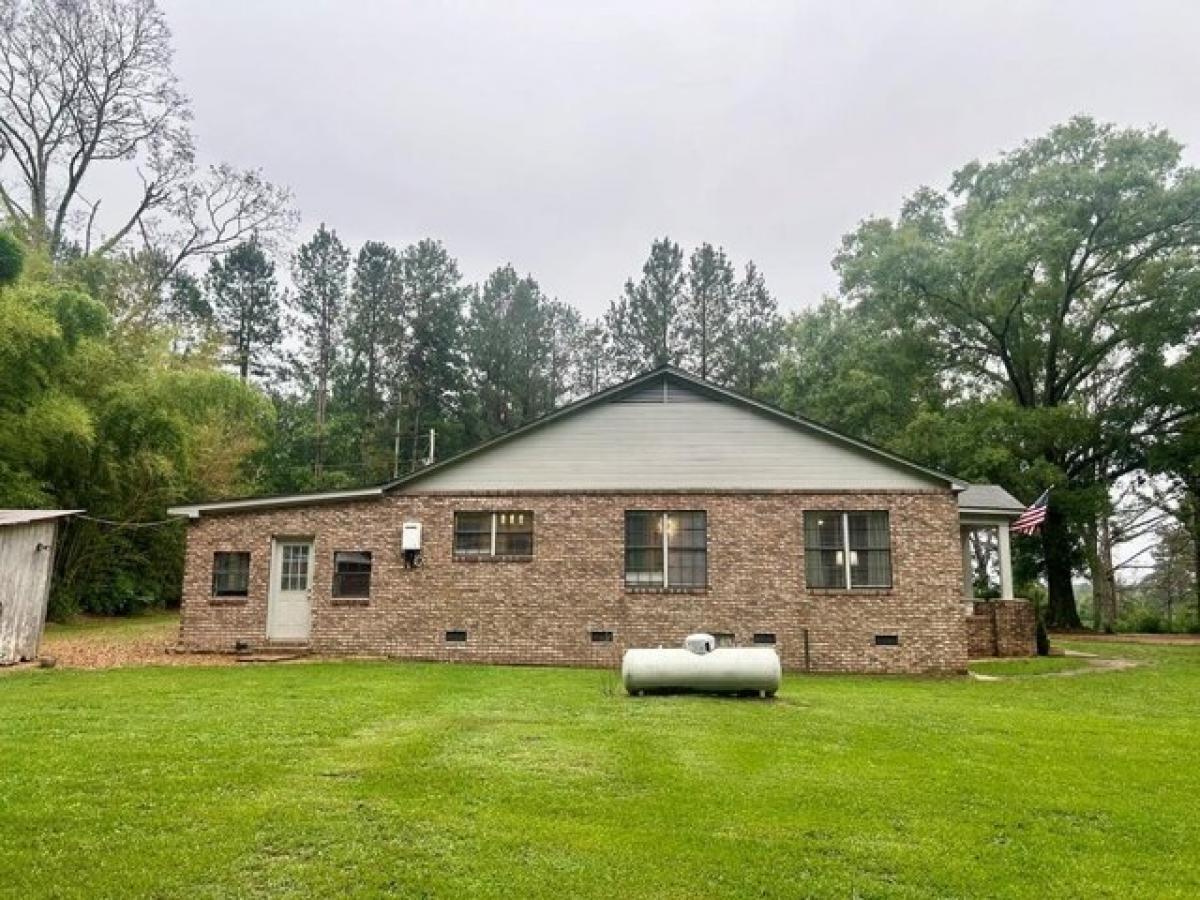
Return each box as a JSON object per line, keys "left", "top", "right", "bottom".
{"left": 453, "top": 511, "right": 533, "bottom": 558}
{"left": 803, "top": 511, "right": 892, "bottom": 589}
{"left": 624, "top": 510, "right": 707, "bottom": 589}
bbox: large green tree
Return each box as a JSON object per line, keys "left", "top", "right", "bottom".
{"left": 344, "top": 240, "right": 405, "bottom": 474}
{"left": 205, "top": 238, "right": 282, "bottom": 382}
{"left": 834, "top": 117, "right": 1200, "bottom": 626}
{"left": 680, "top": 243, "right": 735, "bottom": 380}
{"left": 0, "top": 243, "right": 271, "bottom": 615}
{"left": 290, "top": 224, "right": 350, "bottom": 476}
{"left": 606, "top": 237, "right": 686, "bottom": 376}
{"left": 401, "top": 239, "right": 468, "bottom": 470}
{"left": 467, "top": 265, "right": 554, "bottom": 436}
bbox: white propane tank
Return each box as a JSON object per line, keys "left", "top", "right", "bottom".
{"left": 622, "top": 637, "right": 781, "bottom": 697}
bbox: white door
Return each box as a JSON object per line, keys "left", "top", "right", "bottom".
{"left": 267, "top": 540, "right": 313, "bottom": 641}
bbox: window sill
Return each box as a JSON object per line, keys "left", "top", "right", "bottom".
{"left": 806, "top": 587, "right": 894, "bottom": 597}
{"left": 331, "top": 597, "right": 370, "bottom": 607}
{"left": 208, "top": 596, "right": 248, "bottom": 606}
{"left": 624, "top": 586, "right": 711, "bottom": 595}
{"left": 453, "top": 554, "right": 534, "bottom": 563}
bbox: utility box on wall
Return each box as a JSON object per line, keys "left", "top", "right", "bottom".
{"left": 401, "top": 522, "right": 422, "bottom": 551}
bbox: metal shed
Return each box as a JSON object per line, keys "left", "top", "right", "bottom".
{"left": 0, "top": 510, "right": 81, "bottom": 665}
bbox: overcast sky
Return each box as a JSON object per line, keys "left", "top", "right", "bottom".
{"left": 158, "top": 0, "right": 1200, "bottom": 317}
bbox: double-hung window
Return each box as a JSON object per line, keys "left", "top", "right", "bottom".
{"left": 212, "top": 552, "right": 250, "bottom": 597}
{"left": 453, "top": 511, "right": 533, "bottom": 558}
{"left": 804, "top": 511, "right": 892, "bottom": 589}
{"left": 624, "top": 510, "right": 707, "bottom": 589}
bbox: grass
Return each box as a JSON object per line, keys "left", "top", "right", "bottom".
{"left": 1, "top": 636, "right": 1198, "bottom": 898}
{"left": 42, "top": 610, "right": 179, "bottom": 641}
{"left": 967, "top": 655, "right": 1093, "bottom": 677}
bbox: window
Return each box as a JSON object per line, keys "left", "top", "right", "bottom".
{"left": 445, "top": 630, "right": 468, "bottom": 643}
{"left": 453, "top": 511, "right": 533, "bottom": 558}
{"left": 752, "top": 633, "right": 777, "bottom": 645}
{"left": 875, "top": 634, "right": 900, "bottom": 646}
{"left": 804, "top": 511, "right": 892, "bottom": 590}
{"left": 590, "top": 630, "right": 614, "bottom": 643}
{"left": 332, "top": 551, "right": 372, "bottom": 598}
{"left": 212, "top": 552, "right": 250, "bottom": 597}
{"left": 711, "top": 632, "right": 735, "bottom": 648}
{"left": 624, "top": 511, "right": 707, "bottom": 589}
{"left": 279, "top": 543, "right": 311, "bottom": 591}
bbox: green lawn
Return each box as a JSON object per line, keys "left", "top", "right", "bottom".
{"left": 1, "top": 640, "right": 1197, "bottom": 899}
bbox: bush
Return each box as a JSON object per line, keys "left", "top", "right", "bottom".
{"left": 0, "top": 232, "right": 24, "bottom": 286}
{"left": 1116, "top": 603, "right": 1164, "bottom": 634}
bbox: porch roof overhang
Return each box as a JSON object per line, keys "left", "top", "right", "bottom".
{"left": 957, "top": 484, "right": 1025, "bottom": 522}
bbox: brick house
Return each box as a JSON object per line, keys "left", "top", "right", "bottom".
{"left": 169, "top": 367, "right": 1033, "bottom": 673}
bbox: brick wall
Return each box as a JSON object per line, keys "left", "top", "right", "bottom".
{"left": 178, "top": 489, "right": 968, "bottom": 673}
{"left": 967, "top": 600, "right": 1037, "bottom": 658}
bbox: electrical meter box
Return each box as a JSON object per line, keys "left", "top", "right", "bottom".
{"left": 401, "top": 522, "right": 423, "bottom": 551}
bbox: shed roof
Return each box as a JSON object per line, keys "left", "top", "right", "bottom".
{"left": 0, "top": 509, "right": 83, "bottom": 527}
{"left": 957, "top": 485, "right": 1025, "bottom": 518}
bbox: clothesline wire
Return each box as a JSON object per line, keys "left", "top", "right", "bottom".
{"left": 75, "top": 514, "right": 181, "bottom": 529}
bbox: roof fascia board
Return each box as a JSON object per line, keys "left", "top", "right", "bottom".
{"left": 168, "top": 487, "right": 383, "bottom": 519}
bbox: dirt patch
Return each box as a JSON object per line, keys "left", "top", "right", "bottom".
{"left": 969, "top": 655, "right": 1140, "bottom": 681}
{"left": 33, "top": 615, "right": 235, "bottom": 670}
{"left": 1054, "top": 632, "right": 1200, "bottom": 646}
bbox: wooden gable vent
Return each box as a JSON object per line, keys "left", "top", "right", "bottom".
{"left": 616, "top": 377, "right": 708, "bottom": 404}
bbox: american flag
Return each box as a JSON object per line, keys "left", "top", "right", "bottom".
{"left": 1013, "top": 489, "right": 1049, "bottom": 535}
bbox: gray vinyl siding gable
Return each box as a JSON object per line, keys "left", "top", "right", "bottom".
{"left": 406, "top": 394, "right": 941, "bottom": 491}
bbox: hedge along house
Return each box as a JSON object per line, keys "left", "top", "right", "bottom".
{"left": 169, "top": 367, "right": 1030, "bottom": 673}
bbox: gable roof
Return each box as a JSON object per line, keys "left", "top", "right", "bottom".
{"left": 383, "top": 366, "right": 965, "bottom": 493}
{"left": 169, "top": 366, "right": 975, "bottom": 517}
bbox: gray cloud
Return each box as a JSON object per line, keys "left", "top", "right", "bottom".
{"left": 160, "top": 0, "right": 1200, "bottom": 316}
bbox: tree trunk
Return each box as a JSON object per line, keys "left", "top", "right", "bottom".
{"left": 1191, "top": 497, "right": 1200, "bottom": 627}
{"left": 1042, "top": 507, "right": 1081, "bottom": 628}
{"left": 1097, "top": 515, "right": 1118, "bottom": 631}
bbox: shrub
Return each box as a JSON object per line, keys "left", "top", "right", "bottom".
{"left": 0, "top": 232, "right": 24, "bottom": 286}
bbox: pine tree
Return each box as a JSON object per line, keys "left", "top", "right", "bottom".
{"left": 606, "top": 237, "right": 685, "bottom": 377}
{"left": 402, "top": 239, "right": 468, "bottom": 470}
{"left": 205, "top": 238, "right": 281, "bottom": 382}
{"left": 467, "top": 266, "right": 553, "bottom": 435}
{"left": 290, "top": 224, "right": 350, "bottom": 476}
{"left": 681, "top": 243, "right": 736, "bottom": 380}
{"left": 345, "top": 241, "right": 404, "bottom": 471}
{"left": 544, "top": 299, "right": 583, "bottom": 408}
{"left": 720, "top": 261, "right": 782, "bottom": 395}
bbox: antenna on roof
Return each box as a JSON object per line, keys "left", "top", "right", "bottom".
{"left": 423, "top": 428, "right": 436, "bottom": 467}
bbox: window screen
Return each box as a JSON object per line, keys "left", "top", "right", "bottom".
{"left": 332, "top": 551, "right": 372, "bottom": 598}
{"left": 212, "top": 552, "right": 250, "bottom": 597}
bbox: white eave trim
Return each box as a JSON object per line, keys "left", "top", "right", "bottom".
{"left": 958, "top": 506, "right": 1024, "bottom": 520}
{"left": 167, "top": 487, "right": 384, "bottom": 519}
